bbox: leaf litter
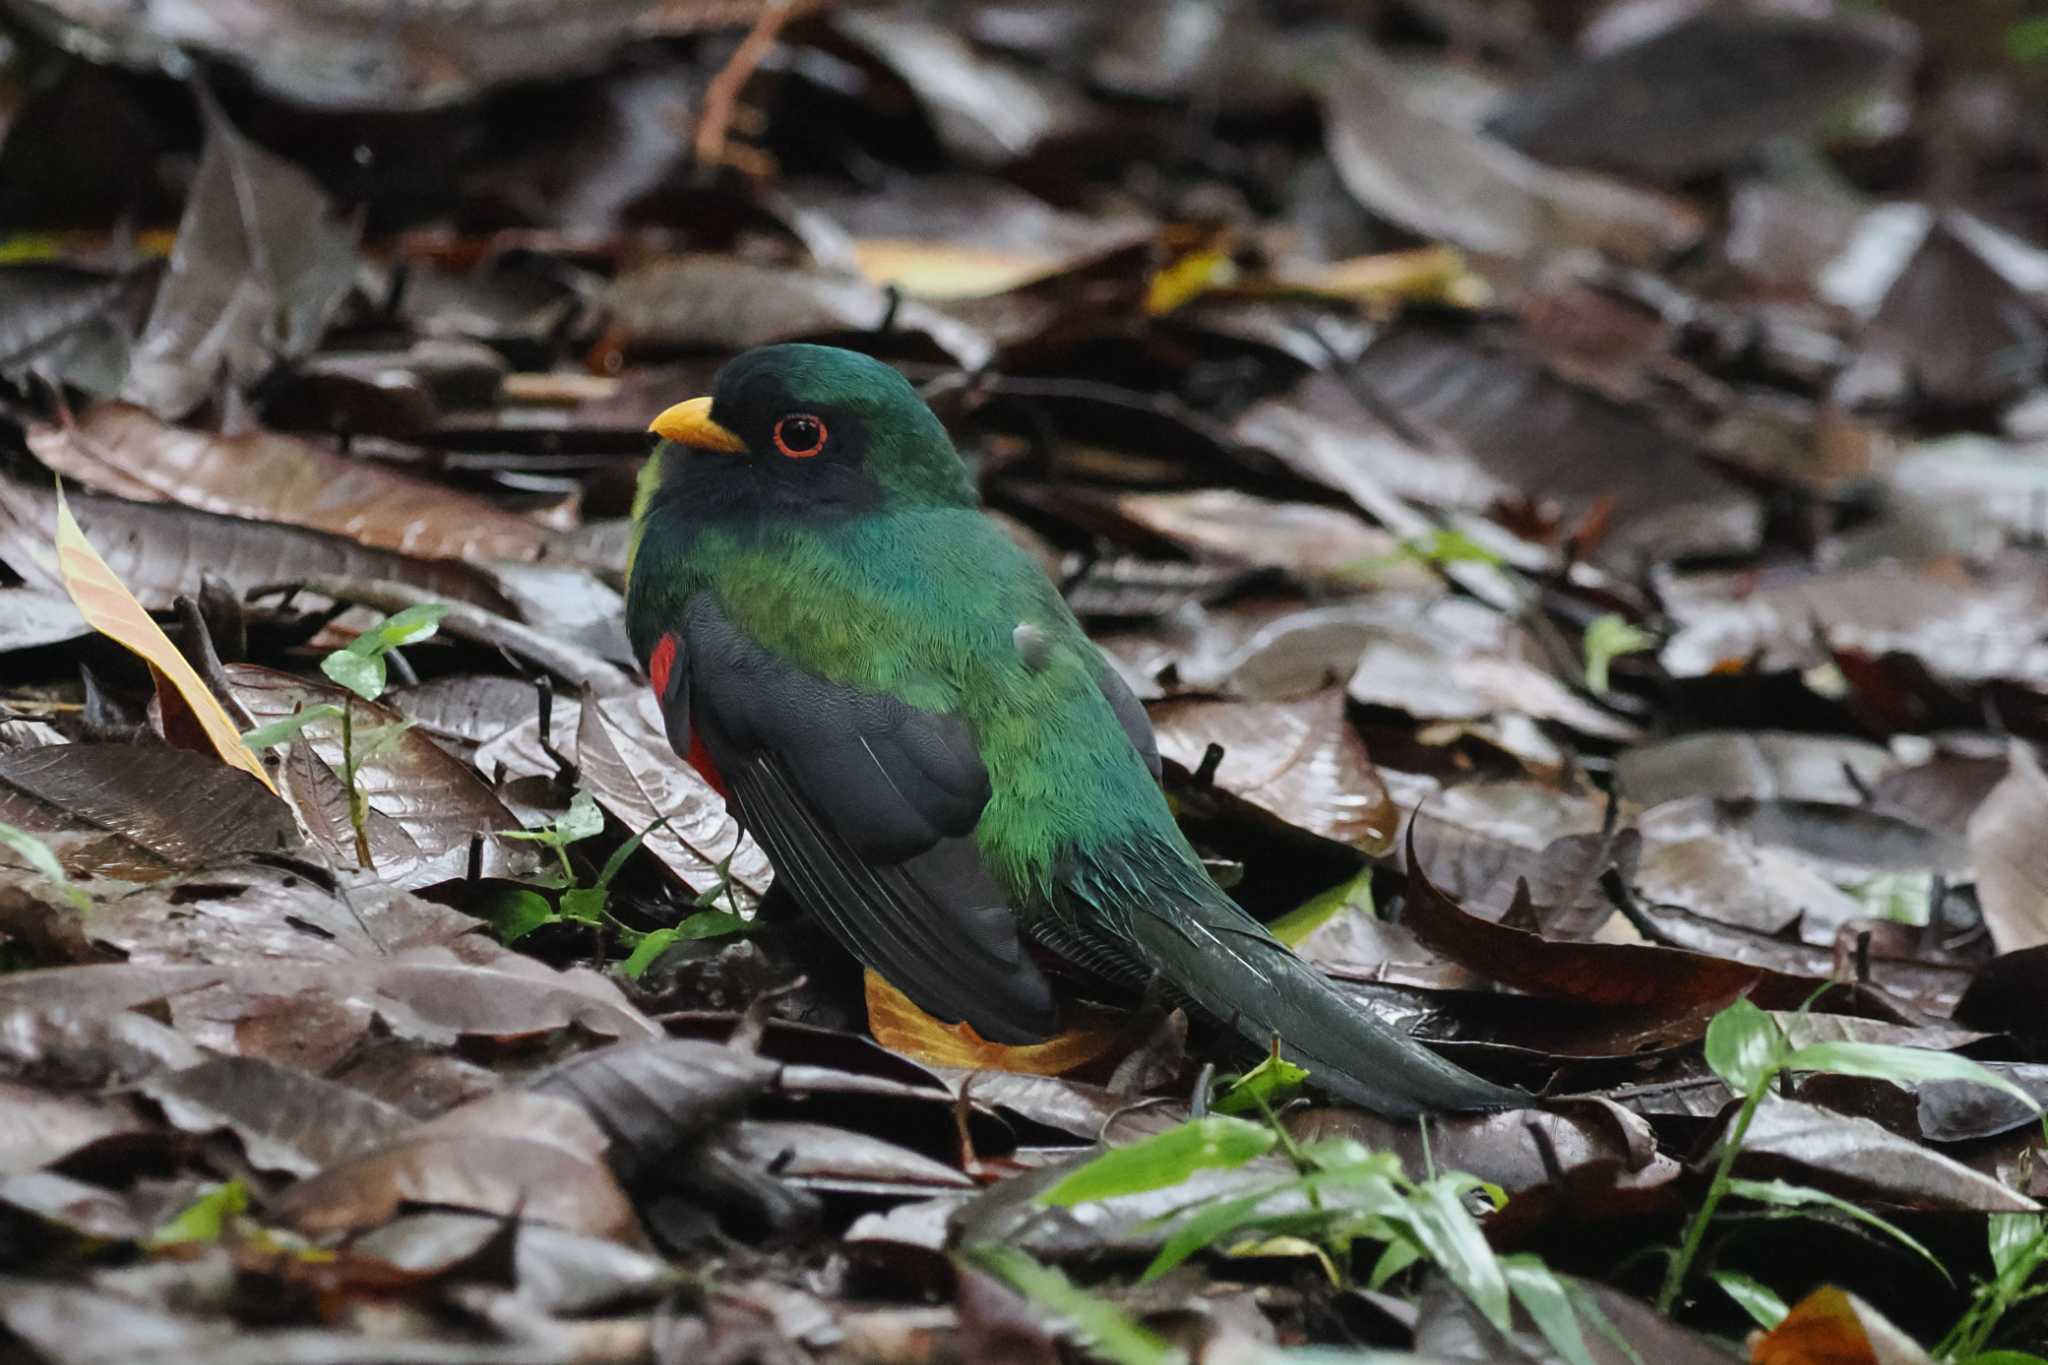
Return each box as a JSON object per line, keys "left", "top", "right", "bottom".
{"left": 2, "top": 2, "right": 2048, "bottom": 1361}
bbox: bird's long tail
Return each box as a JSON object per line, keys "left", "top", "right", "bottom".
{"left": 1115, "top": 875, "right": 1524, "bottom": 1117}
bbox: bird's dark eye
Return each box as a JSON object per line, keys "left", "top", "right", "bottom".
{"left": 772, "top": 413, "right": 828, "bottom": 459}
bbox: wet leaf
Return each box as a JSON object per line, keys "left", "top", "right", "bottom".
{"left": 30, "top": 406, "right": 552, "bottom": 562}
{"left": 572, "top": 694, "right": 769, "bottom": 906}
{"left": 716, "top": 1118, "right": 975, "bottom": 1197}
{"left": 225, "top": 664, "right": 522, "bottom": 886}
{"left": 0, "top": 480, "right": 515, "bottom": 614}
{"left": 1149, "top": 689, "right": 1397, "bottom": 854}
{"left": 0, "top": 744, "right": 298, "bottom": 876}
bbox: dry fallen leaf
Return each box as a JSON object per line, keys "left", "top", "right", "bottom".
{"left": 1751, "top": 1286, "right": 1934, "bottom": 1365}
{"left": 52, "top": 485, "right": 276, "bottom": 795}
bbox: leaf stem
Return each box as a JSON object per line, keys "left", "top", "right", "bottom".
{"left": 1657, "top": 1080, "right": 1768, "bottom": 1313}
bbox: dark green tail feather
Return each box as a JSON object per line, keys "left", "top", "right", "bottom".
{"left": 1117, "top": 881, "right": 1525, "bottom": 1118}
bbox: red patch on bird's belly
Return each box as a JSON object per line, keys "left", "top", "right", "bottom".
{"left": 647, "top": 631, "right": 728, "bottom": 799}
{"left": 687, "top": 732, "right": 729, "bottom": 799}
{"left": 648, "top": 633, "right": 678, "bottom": 700}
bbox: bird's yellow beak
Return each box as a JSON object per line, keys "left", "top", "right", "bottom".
{"left": 649, "top": 396, "right": 747, "bottom": 453}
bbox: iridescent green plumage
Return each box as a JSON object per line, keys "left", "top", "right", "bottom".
{"left": 628, "top": 344, "right": 1519, "bottom": 1115}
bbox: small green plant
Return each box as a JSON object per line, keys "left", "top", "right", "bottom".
{"left": 1937, "top": 1213, "right": 2048, "bottom": 1362}
{"left": 148, "top": 1179, "right": 250, "bottom": 1248}
{"left": 492, "top": 791, "right": 742, "bottom": 978}
{"left": 1212, "top": 1049, "right": 1310, "bottom": 1116}
{"left": 1345, "top": 526, "right": 1507, "bottom": 582}
{"left": 965, "top": 1244, "right": 1181, "bottom": 1365}
{"left": 1659, "top": 996, "right": 2040, "bottom": 1315}
{"left": 241, "top": 603, "right": 447, "bottom": 868}
{"left": 1020, "top": 1105, "right": 1600, "bottom": 1365}
{"left": 1581, "top": 613, "right": 1657, "bottom": 694}
{"left": 0, "top": 821, "right": 91, "bottom": 912}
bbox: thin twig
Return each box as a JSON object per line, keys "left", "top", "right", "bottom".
{"left": 694, "top": 0, "right": 798, "bottom": 171}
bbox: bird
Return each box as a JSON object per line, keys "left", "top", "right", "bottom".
{"left": 625, "top": 343, "right": 1520, "bottom": 1117}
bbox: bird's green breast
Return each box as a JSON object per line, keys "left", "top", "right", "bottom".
{"left": 658, "top": 507, "right": 1179, "bottom": 905}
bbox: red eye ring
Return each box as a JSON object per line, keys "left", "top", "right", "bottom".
{"left": 773, "top": 413, "right": 828, "bottom": 459}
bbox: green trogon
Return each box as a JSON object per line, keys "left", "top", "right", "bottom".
{"left": 626, "top": 343, "right": 1520, "bottom": 1117}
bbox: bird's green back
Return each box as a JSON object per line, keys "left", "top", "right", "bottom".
{"left": 633, "top": 503, "right": 1181, "bottom": 907}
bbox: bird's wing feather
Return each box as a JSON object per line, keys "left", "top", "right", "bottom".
{"left": 1094, "top": 660, "right": 1160, "bottom": 781}
{"left": 664, "top": 592, "right": 1058, "bottom": 1043}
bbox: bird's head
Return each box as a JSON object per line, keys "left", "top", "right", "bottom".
{"left": 636, "top": 344, "right": 975, "bottom": 534}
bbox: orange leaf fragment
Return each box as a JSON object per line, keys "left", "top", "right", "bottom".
{"left": 53, "top": 485, "right": 277, "bottom": 796}
{"left": 1751, "top": 1286, "right": 1931, "bottom": 1365}
{"left": 864, "top": 970, "right": 1125, "bottom": 1075}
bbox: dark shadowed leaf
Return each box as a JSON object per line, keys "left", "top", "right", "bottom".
{"left": 834, "top": 11, "right": 1097, "bottom": 167}
{"left": 604, "top": 256, "right": 992, "bottom": 370}
{"left": 275, "top": 1089, "right": 643, "bottom": 1243}
{"left": 527, "top": 1037, "right": 780, "bottom": 1184}
{"left": 120, "top": 95, "right": 357, "bottom": 419}
{"left": 1346, "top": 326, "right": 1759, "bottom": 569}
{"left": 1315, "top": 40, "right": 1703, "bottom": 265}
{"left": 0, "top": 264, "right": 151, "bottom": 396}
{"left": 1404, "top": 822, "right": 1808, "bottom": 1015}
{"left": 0, "top": 744, "right": 298, "bottom": 878}
{"left": 139, "top": 1056, "right": 411, "bottom": 1177}
{"left": 1488, "top": 11, "right": 1908, "bottom": 180}
{"left": 1734, "top": 1099, "right": 2037, "bottom": 1213}
{"left": 715, "top": 1119, "right": 975, "bottom": 1197}
{"left": 354, "top": 1211, "right": 674, "bottom": 1314}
